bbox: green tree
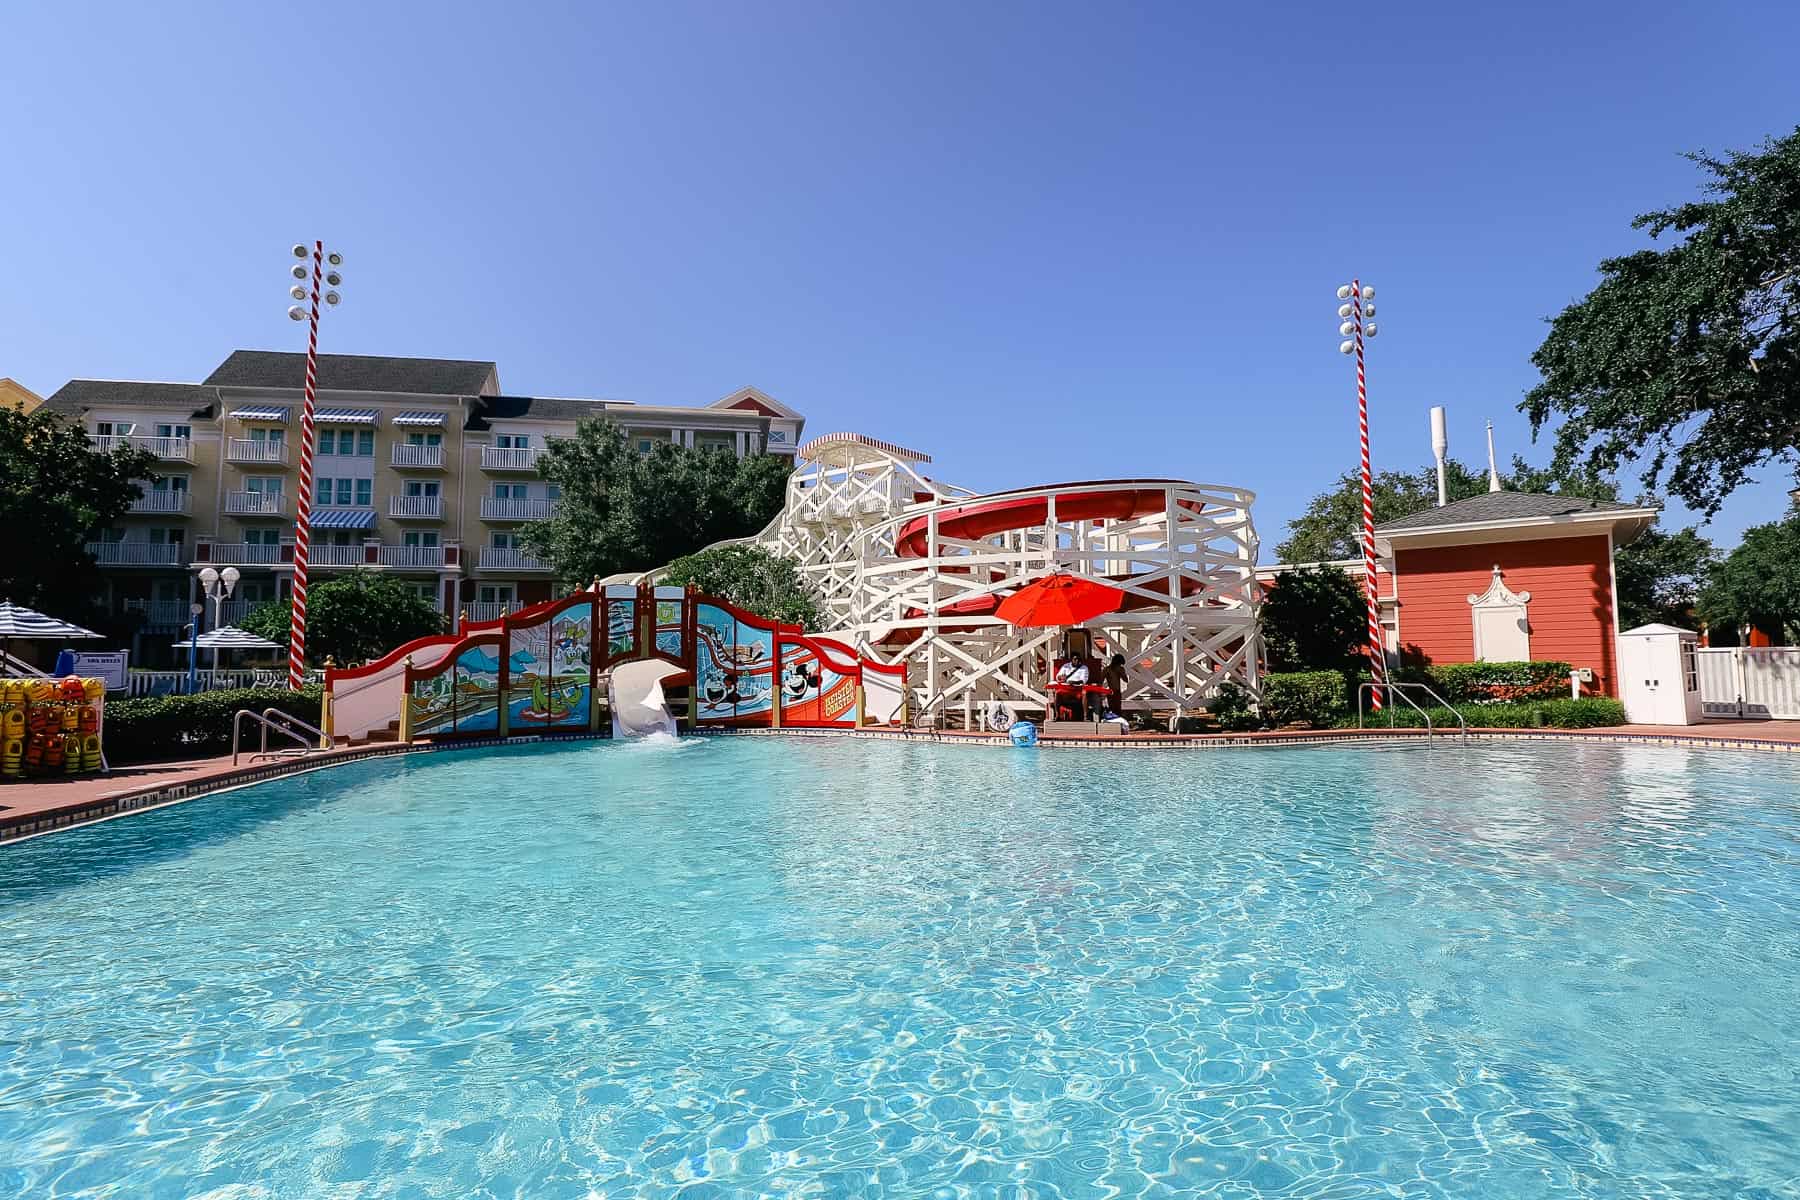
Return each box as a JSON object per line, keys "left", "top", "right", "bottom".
{"left": 1614, "top": 525, "right": 1716, "bottom": 629}
{"left": 1698, "top": 516, "right": 1800, "bottom": 640}
{"left": 1275, "top": 458, "right": 1490, "bottom": 563}
{"left": 1522, "top": 127, "right": 1800, "bottom": 515}
{"left": 240, "top": 572, "right": 444, "bottom": 666}
{"left": 1259, "top": 564, "right": 1366, "bottom": 673}
{"left": 0, "top": 407, "right": 156, "bottom": 619}
{"left": 522, "top": 421, "right": 792, "bottom": 586}
{"left": 661, "top": 543, "right": 825, "bottom": 628}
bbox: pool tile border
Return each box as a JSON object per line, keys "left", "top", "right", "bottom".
{"left": 3, "top": 723, "right": 1794, "bottom": 845}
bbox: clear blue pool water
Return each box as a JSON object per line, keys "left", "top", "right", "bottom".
{"left": 2, "top": 737, "right": 1798, "bottom": 1199}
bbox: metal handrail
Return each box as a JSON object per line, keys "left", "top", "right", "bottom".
{"left": 232, "top": 708, "right": 320, "bottom": 765}
{"left": 262, "top": 707, "right": 329, "bottom": 751}
{"left": 1357, "top": 682, "right": 1469, "bottom": 744}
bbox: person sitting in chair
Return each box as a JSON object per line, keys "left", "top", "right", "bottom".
{"left": 1052, "top": 653, "right": 1089, "bottom": 720}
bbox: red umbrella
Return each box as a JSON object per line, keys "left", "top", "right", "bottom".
{"left": 994, "top": 574, "right": 1124, "bottom": 627}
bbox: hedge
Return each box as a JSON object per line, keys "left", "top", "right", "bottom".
{"left": 1263, "top": 670, "right": 1349, "bottom": 729}
{"left": 104, "top": 687, "right": 324, "bottom": 764}
{"left": 1402, "top": 660, "right": 1574, "bottom": 704}
{"left": 1206, "top": 681, "right": 1264, "bottom": 732}
{"left": 1336, "top": 696, "right": 1625, "bottom": 730}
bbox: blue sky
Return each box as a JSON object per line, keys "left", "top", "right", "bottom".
{"left": 5, "top": 1, "right": 1798, "bottom": 552}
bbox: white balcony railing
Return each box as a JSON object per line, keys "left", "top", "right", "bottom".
{"left": 129, "top": 490, "right": 192, "bottom": 515}
{"left": 481, "top": 445, "right": 543, "bottom": 471}
{"left": 463, "top": 601, "right": 514, "bottom": 625}
{"left": 310, "top": 545, "right": 367, "bottom": 566}
{"left": 91, "top": 434, "right": 193, "bottom": 462}
{"left": 388, "top": 494, "right": 443, "bottom": 519}
{"left": 206, "top": 543, "right": 284, "bottom": 565}
{"left": 391, "top": 443, "right": 446, "bottom": 469}
{"left": 378, "top": 545, "right": 444, "bottom": 569}
{"left": 224, "top": 491, "right": 286, "bottom": 516}
{"left": 123, "top": 598, "right": 190, "bottom": 629}
{"left": 226, "top": 438, "right": 289, "bottom": 465}
{"left": 479, "top": 547, "right": 552, "bottom": 572}
{"left": 86, "top": 541, "right": 184, "bottom": 566}
{"left": 479, "top": 496, "right": 559, "bottom": 522}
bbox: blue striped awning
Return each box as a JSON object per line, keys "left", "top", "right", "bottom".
{"left": 313, "top": 409, "right": 380, "bottom": 424}
{"left": 392, "top": 410, "right": 447, "bottom": 427}
{"left": 229, "top": 405, "right": 290, "bottom": 423}
{"left": 311, "top": 508, "right": 377, "bottom": 529}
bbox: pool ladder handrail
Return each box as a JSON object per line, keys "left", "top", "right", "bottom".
{"left": 232, "top": 708, "right": 331, "bottom": 765}
{"left": 1357, "top": 682, "right": 1469, "bottom": 744}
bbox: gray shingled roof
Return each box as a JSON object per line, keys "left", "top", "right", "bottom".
{"left": 42, "top": 380, "right": 220, "bottom": 417}
{"left": 1377, "top": 490, "right": 1649, "bottom": 533}
{"left": 204, "top": 351, "right": 497, "bottom": 396}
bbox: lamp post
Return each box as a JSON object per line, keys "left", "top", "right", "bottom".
{"left": 184, "top": 605, "right": 203, "bottom": 695}
{"left": 199, "top": 566, "right": 241, "bottom": 678}
{"left": 284, "top": 242, "right": 345, "bottom": 690}
{"left": 1336, "top": 280, "right": 1385, "bottom": 711}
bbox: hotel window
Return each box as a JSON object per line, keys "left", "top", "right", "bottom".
{"left": 318, "top": 530, "right": 357, "bottom": 548}
{"left": 147, "top": 527, "right": 185, "bottom": 547}
{"left": 318, "top": 430, "right": 338, "bottom": 455}
{"left": 155, "top": 423, "right": 192, "bottom": 441}
{"left": 245, "top": 476, "right": 282, "bottom": 496}
{"left": 404, "top": 480, "right": 440, "bottom": 499}
{"left": 478, "top": 583, "right": 515, "bottom": 605}
{"left": 355, "top": 478, "right": 372, "bottom": 506}
{"left": 494, "top": 483, "right": 528, "bottom": 500}
{"left": 248, "top": 427, "right": 285, "bottom": 446}
{"left": 696, "top": 432, "right": 736, "bottom": 454}
{"left": 94, "top": 421, "right": 134, "bottom": 436}
{"left": 245, "top": 528, "right": 283, "bottom": 546}
{"left": 149, "top": 475, "right": 190, "bottom": 494}
{"left": 405, "top": 431, "right": 443, "bottom": 447}
{"left": 402, "top": 530, "right": 440, "bottom": 548}
{"left": 495, "top": 434, "right": 530, "bottom": 448}
{"left": 491, "top": 531, "right": 517, "bottom": 550}
{"left": 355, "top": 430, "right": 375, "bottom": 456}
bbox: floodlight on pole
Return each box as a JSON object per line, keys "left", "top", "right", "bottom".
{"left": 283, "top": 240, "right": 346, "bottom": 689}
{"left": 1335, "top": 278, "right": 1386, "bottom": 711}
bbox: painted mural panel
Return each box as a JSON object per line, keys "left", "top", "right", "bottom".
{"left": 409, "top": 672, "right": 456, "bottom": 737}
{"left": 654, "top": 599, "right": 684, "bottom": 659}
{"left": 779, "top": 638, "right": 860, "bottom": 726}
{"left": 695, "top": 603, "right": 775, "bottom": 725}
{"left": 606, "top": 598, "right": 638, "bottom": 661}
{"left": 508, "top": 603, "right": 593, "bottom": 731}
{"left": 451, "top": 644, "right": 504, "bottom": 733}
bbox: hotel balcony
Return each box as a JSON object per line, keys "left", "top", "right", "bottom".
{"left": 390, "top": 443, "right": 446, "bottom": 469}
{"left": 389, "top": 494, "right": 444, "bottom": 520}
{"left": 123, "top": 598, "right": 190, "bottom": 630}
{"left": 224, "top": 491, "right": 287, "bottom": 517}
{"left": 377, "top": 545, "right": 445, "bottom": 569}
{"left": 128, "top": 490, "right": 193, "bottom": 515}
{"left": 462, "top": 601, "right": 514, "bottom": 625}
{"left": 479, "top": 496, "right": 559, "bottom": 522}
{"left": 87, "top": 541, "right": 184, "bottom": 566}
{"left": 478, "top": 547, "right": 553, "bottom": 572}
{"left": 204, "top": 543, "right": 286, "bottom": 566}
{"left": 91, "top": 434, "right": 193, "bottom": 462}
{"left": 480, "top": 445, "right": 543, "bottom": 472}
{"left": 226, "top": 438, "right": 290, "bottom": 465}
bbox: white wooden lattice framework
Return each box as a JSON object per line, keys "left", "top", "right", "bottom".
{"left": 758, "top": 434, "right": 1263, "bottom": 725}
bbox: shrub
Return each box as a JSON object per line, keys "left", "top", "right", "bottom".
{"left": 1262, "top": 670, "right": 1349, "bottom": 729}
{"left": 1334, "top": 696, "right": 1625, "bottom": 730}
{"left": 1404, "top": 660, "right": 1574, "bottom": 704}
{"left": 105, "top": 687, "right": 324, "bottom": 764}
{"left": 1207, "top": 681, "right": 1265, "bottom": 732}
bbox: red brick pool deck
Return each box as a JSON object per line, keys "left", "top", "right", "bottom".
{"left": 4, "top": 720, "right": 1798, "bottom": 844}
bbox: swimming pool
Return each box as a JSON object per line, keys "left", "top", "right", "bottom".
{"left": 3, "top": 736, "right": 1797, "bottom": 1197}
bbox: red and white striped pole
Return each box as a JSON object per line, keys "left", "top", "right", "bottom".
{"left": 287, "top": 242, "right": 324, "bottom": 689}
{"left": 1340, "top": 280, "right": 1386, "bottom": 711}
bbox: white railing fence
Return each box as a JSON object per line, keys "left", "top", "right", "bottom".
{"left": 1696, "top": 646, "right": 1800, "bottom": 719}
